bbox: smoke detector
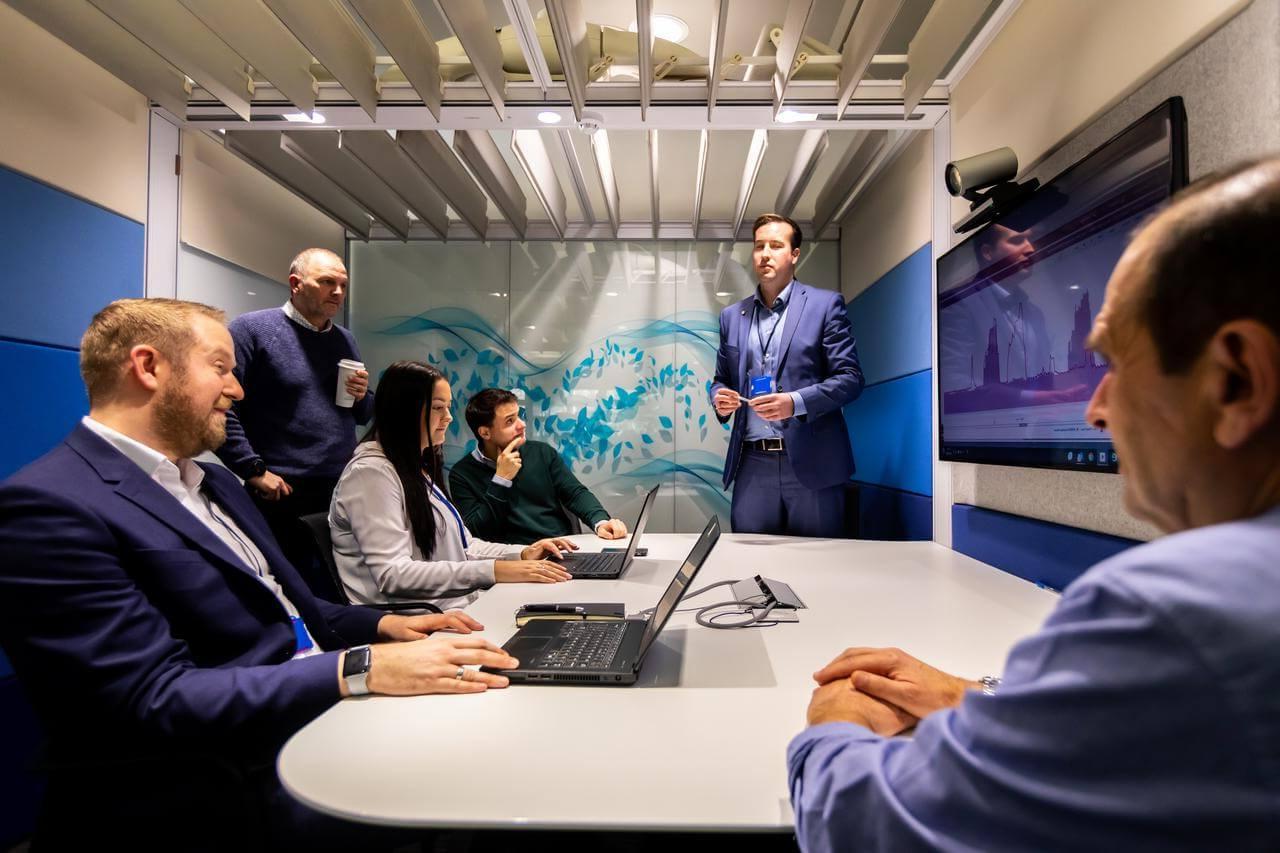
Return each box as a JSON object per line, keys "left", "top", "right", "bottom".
{"left": 577, "top": 111, "right": 604, "bottom": 135}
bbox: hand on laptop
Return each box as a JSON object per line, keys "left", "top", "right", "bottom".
{"left": 494, "top": 559, "right": 573, "bottom": 583}
{"left": 361, "top": 634, "right": 519, "bottom": 695}
{"left": 375, "top": 609, "right": 483, "bottom": 641}
{"left": 521, "top": 537, "right": 579, "bottom": 560}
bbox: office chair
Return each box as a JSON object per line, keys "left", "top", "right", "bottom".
{"left": 298, "top": 512, "right": 441, "bottom": 614}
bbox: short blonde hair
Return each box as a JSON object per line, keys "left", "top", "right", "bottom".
{"left": 80, "top": 298, "right": 226, "bottom": 404}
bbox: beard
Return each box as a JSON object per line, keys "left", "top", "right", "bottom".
{"left": 154, "top": 379, "right": 227, "bottom": 459}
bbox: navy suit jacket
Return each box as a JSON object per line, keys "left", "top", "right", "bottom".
{"left": 710, "top": 281, "right": 864, "bottom": 490}
{"left": 0, "top": 424, "right": 383, "bottom": 762}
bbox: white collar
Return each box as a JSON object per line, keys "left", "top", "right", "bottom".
{"left": 80, "top": 416, "right": 204, "bottom": 489}
{"left": 282, "top": 300, "right": 331, "bottom": 332}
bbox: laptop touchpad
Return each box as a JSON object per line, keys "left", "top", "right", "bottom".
{"left": 507, "top": 636, "right": 552, "bottom": 661}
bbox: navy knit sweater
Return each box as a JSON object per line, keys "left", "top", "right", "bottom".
{"left": 216, "top": 308, "right": 374, "bottom": 481}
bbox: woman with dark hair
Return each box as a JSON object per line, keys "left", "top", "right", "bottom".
{"left": 330, "top": 361, "right": 576, "bottom": 610}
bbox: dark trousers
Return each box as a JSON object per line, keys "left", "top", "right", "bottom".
{"left": 250, "top": 475, "right": 341, "bottom": 602}
{"left": 730, "top": 447, "right": 847, "bottom": 537}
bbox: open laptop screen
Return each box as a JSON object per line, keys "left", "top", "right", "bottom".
{"left": 620, "top": 485, "right": 659, "bottom": 564}
{"left": 636, "top": 516, "right": 721, "bottom": 662}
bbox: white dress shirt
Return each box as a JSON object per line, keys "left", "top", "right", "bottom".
{"left": 80, "top": 416, "right": 321, "bottom": 656}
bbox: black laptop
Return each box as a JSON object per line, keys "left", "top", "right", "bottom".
{"left": 556, "top": 484, "right": 659, "bottom": 579}
{"left": 489, "top": 515, "right": 721, "bottom": 685}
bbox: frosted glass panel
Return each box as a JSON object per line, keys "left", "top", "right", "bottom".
{"left": 349, "top": 240, "right": 839, "bottom": 533}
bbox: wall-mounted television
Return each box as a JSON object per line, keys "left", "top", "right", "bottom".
{"left": 937, "top": 97, "right": 1188, "bottom": 472}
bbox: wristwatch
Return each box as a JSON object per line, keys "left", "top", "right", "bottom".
{"left": 978, "top": 675, "right": 1002, "bottom": 696}
{"left": 247, "top": 458, "right": 267, "bottom": 479}
{"left": 342, "top": 645, "right": 372, "bottom": 696}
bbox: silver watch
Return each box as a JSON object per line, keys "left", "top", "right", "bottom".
{"left": 978, "top": 675, "right": 1002, "bottom": 696}
{"left": 342, "top": 645, "right": 372, "bottom": 696}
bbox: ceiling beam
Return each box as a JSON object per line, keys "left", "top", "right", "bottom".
{"left": 512, "top": 130, "right": 568, "bottom": 239}
{"left": 772, "top": 0, "right": 816, "bottom": 117}
{"left": 397, "top": 131, "right": 489, "bottom": 238}
{"left": 902, "top": 0, "right": 990, "bottom": 117}
{"left": 647, "top": 130, "right": 660, "bottom": 239}
{"left": 774, "top": 129, "right": 828, "bottom": 217}
{"left": 556, "top": 131, "right": 596, "bottom": 225}
{"left": 502, "top": 0, "right": 554, "bottom": 94}
{"left": 85, "top": 0, "right": 254, "bottom": 121}
{"left": 338, "top": 131, "right": 448, "bottom": 238}
{"left": 691, "top": 129, "right": 709, "bottom": 238}
{"left": 223, "top": 131, "right": 371, "bottom": 238}
{"left": 280, "top": 130, "right": 410, "bottom": 239}
{"left": 813, "top": 130, "right": 916, "bottom": 237}
{"left": 179, "top": 0, "right": 316, "bottom": 117}
{"left": 635, "top": 0, "right": 653, "bottom": 120}
{"left": 835, "top": 0, "right": 906, "bottom": 120}
{"left": 590, "top": 131, "right": 621, "bottom": 237}
{"left": 731, "top": 130, "right": 769, "bottom": 238}
{"left": 454, "top": 130, "right": 528, "bottom": 239}
{"left": 543, "top": 0, "right": 589, "bottom": 120}
{"left": 4, "top": 0, "right": 190, "bottom": 118}
{"left": 705, "top": 0, "right": 730, "bottom": 122}
{"left": 261, "top": 0, "right": 380, "bottom": 120}
{"left": 436, "top": 0, "right": 506, "bottom": 120}
{"left": 348, "top": 0, "right": 442, "bottom": 120}
{"left": 368, "top": 219, "right": 820, "bottom": 242}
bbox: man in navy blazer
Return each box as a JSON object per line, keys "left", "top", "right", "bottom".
{"left": 711, "top": 214, "right": 864, "bottom": 536}
{"left": 0, "top": 298, "right": 518, "bottom": 847}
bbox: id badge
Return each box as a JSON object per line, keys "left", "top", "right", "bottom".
{"left": 749, "top": 373, "right": 776, "bottom": 398}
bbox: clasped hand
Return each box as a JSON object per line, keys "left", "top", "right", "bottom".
{"left": 805, "top": 646, "right": 977, "bottom": 735}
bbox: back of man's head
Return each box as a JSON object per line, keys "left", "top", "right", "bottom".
{"left": 465, "top": 388, "right": 519, "bottom": 439}
{"left": 1141, "top": 158, "right": 1280, "bottom": 374}
{"left": 80, "top": 298, "right": 225, "bottom": 406}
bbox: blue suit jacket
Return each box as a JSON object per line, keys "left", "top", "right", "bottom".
{"left": 0, "top": 424, "right": 383, "bottom": 762}
{"left": 710, "top": 281, "right": 864, "bottom": 490}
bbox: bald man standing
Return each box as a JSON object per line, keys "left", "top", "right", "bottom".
{"left": 216, "top": 248, "right": 373, "bottom": 592}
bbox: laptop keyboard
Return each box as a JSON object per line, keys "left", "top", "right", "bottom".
{"left": 539, "top": 621, "right": 628, "bottom": 669}
{"left": 560, "top": 551, "right": 623, "bottom": 576}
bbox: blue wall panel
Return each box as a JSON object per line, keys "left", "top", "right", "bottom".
{"left": 0, "top": 341, "right": 87, "bottom": 480}
{"left": 952, "top": 504, "right": 1140, "bottom": 591}
{"left": 0, "top": 166, "right": 144, "bottom": 349}
{"left": 846, "top": 242, "right": 932, "bottom": 385}
{"left": 844, "top": 369, "right": 932, "bottom": 496}
{"left": 856, "top": 482, "right": 932, "bottom": 540}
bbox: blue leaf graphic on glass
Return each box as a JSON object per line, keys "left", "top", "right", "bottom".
{"left": 658, "top": 416, "right": 673, "bottom": 429}
{"left": 443, "top": 348, "right": 459, "bottom": 362}
{"left": 641, "top": 434, "right": 653, "bottom": 444}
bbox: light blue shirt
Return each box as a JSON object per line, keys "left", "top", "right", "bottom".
{"left": 788, "top": 505, "right": 1280, "bottom": 851}
{"left": 744, "top": 281, "right": 807, "bottom": 441}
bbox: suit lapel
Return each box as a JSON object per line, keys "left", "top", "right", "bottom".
{"left": 68, "top": 425, "right": 265, "bottom": 582}
{"left": 735, "top": 297, "right": 753, "bottom": 391}
{"left": 774, "top": 282, "right": 809, "bottom": 378}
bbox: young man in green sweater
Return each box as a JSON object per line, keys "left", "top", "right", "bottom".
{"left": 449, "top": 388, "right": 628, "bottom": 544}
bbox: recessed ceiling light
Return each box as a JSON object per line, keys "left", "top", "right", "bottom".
{"left": 246, "top": 291, "right": 257, "bottom": 296}
{"left": 1069, "top": 284, "right": 1080, "bottom": 290}
{"left": 526, "top": 325, "right": 537, "bottom": 330}
{"left": 537, "top": 111, "right": 562, "bottom": 125}
{"left": 605, "top": 291, "right": 619, "bottom": 296}
{"left": 715, "top": 291, "right": 731, "bottom": 297}
{"left": 284, "top": 111, "right": 325, "bottom": 124}
{"left": 776, "top": 110, "right": 818, "bottom": 124}
{"left": 629, "top": 14, "right": 689, "bottom": 44}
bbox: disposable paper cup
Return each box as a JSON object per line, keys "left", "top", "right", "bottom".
{"left": 336, "top": 359, "right": 364, "bottom": 407}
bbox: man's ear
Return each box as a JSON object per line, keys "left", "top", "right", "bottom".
{"left": 127, "top": 345, "right": 164, "bottom": 392}
{"left": 1206, "top": 320, "right": 1280, "bottom": 449}
{"left": 288, "top": 273, "right": 301, "bottom": 293}
{"left": 477, "top": 425, "right": 490, "bottom": 443}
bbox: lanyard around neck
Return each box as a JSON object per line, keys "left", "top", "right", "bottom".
{"left": 430, "top": 481, "right": 469, "bottom": 552}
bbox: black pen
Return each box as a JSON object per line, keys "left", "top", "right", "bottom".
{"left": 521, "top": 604, "right": 586, "bottom": 614}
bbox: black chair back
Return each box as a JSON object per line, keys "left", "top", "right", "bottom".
{"left": 300, "top": 512, "right": 442, "bottom": 614}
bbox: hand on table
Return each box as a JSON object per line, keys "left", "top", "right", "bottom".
{"left": 814, "top": 646, "right": 978, "bottom": 719}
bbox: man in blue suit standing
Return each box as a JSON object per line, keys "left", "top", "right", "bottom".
{"left": 0, "top": 298, "right": 518, "bottom": 848}
{"left": 711, "top": 214, "right": 864, "bottom": 536}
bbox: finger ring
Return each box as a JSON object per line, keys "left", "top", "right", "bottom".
{"left": 455, "top": 666, "right": 466, "bottom": 680}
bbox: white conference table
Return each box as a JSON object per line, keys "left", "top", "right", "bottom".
{"left": 279, "top": 533, "right": 1059, "bottom": 833}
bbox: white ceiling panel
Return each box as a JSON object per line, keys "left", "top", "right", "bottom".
{"left": 700, "top": 130, "right": 753, "bottom": 221}
{"left": 656, "top": 131, "right": 702, "bottom": 223}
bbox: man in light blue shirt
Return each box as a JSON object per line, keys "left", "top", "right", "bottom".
{"left": 788, "top": 158, "right": 1280, "bottom": 850}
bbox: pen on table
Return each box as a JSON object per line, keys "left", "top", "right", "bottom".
{"left": 522, "top": 604, "right": 586, "bottom": 614}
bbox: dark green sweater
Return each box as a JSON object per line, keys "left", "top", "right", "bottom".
{"left": 448, "top": 440, "right": 610, "bottom": 544}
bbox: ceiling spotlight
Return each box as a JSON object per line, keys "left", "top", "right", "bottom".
{"left": 715, "top": 291, "right": 731, "bottom": 297}
{"left": 629, "top": 14, "right": 689, "bottom": 44}
{"left": 537, "top": 111, "right": 562, "bottom": 125}
{"left": 284, "top": 111, "right": 325, "bottom": 124}
{"left": 605, "top": 291, "right": 619, "bottom": 296}
{"left": 776, "top": 110, "right": 817, "bottom": 124}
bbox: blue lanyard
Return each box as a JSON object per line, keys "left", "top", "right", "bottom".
{"left": 753, "top": 298, "right": 785, "bottom": 374}
{"left": 430, "top": 482, "right": 469, "bottom": 552}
